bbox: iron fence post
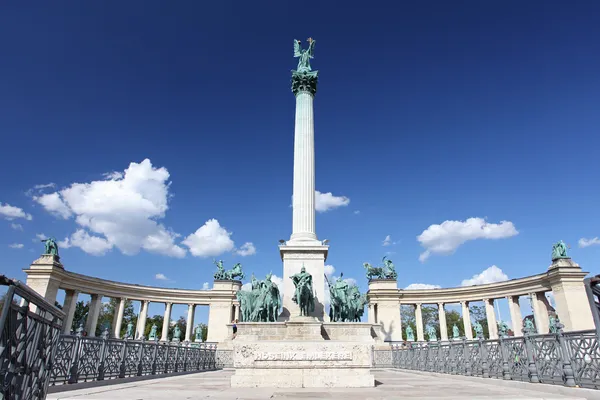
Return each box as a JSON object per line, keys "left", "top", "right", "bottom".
{"left": 97, "top": 337, "right": 108, "bottom": 381}
{"left": 136, "top": 340, "right": 144, "bottom": 376}
{"left": 524, "top": 335, "right": 540, "bottom": 383}
{"left": 67, "top": 335, "right": 82, "bottom": 384}
{"left": 151, "top": 342, "right": 158, "bottom": 375}
{"left": 557, "top": 332, "right": 575, "bottom": 387}
{"left": 479, "top": 339, "right": 489, "bottom": 378}
{"left": 118, "top": 340, "right": 127, "bottom": 379}
{"left": 499, "top": 337, "right": 511, "bottom": 381}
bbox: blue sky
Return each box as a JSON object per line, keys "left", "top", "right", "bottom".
{"left": 1, "top": 1, "right": 600, "bottom": 324}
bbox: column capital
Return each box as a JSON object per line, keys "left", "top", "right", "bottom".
{"left": 460, "top": 300, "right": 469, "bottom": 306}
{"left": 142, "top": 300, "right": 150, "bottom": 305}
{"left": 165, "top": 302, "right": 173, "bottom": 307}
{"left": 415, "top": 302, "right": 422, "bottom": 308}
{"left": 291, "top": 70, "right": 318, "bottom": 96}
{"left": 188, "top": 303, "right": 195, "bottom": 308}
{"left": 438, "top": 302, "right": 445, "bottom": 307}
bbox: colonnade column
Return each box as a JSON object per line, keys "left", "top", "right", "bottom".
{"left": 507, "top": 296, "right": 523, "bottom": 337}
{"left": 85, "top": 294, "right": 103, "bottom": 337}
{"left": 113, "top": 297, "right": 126, "bottom": 339}
{"left": 161, "top": 302, "right": 172, "bottom": 341}
{"left": 485, "top": 298, "right": 498, "bottom": 339}
{"left": 415, "top": 303, "right": 424, "bottom": 341}
{"left": 531, "top": 292, "right": 550, "bottom": 334}
{"left": 62, "top": 289, "right": 79, "bottom": 334}
{"left": 136, "top": 300, "right": 149, "bottom": 339}
{"left": 438, "top": 303, "right": 448, "bottom": 341}
{"left": 461, "top": 301, "right": 473, "bottom": 339}
{"left": 185, "top": 303, "right": 195, "bottom": 342}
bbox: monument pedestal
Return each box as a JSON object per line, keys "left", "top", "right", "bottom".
{"left": 229, "top": 321, "right": 376, "bottom": 388}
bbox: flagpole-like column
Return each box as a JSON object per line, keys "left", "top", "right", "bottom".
{"left": 290, "top": 71, "right": 318, "bottom": 243}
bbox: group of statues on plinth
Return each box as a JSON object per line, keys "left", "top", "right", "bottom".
{"left": 363, "top": 256, "right": 397, "bottom": 280}
{"left": 237, "top": 273, "right": 282, "bottom": 322}
{"left": 326, "top": 272, "right": 367, "bottom": 322}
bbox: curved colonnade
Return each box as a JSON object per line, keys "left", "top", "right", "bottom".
{"left": 23, "top": 254, "right": 241, "bottom": 343}
{"left": 23, "top": 253, "right": 595, "bottom": 344}
{"left": 367, "top": 257, "right": 595, "bottom": 342}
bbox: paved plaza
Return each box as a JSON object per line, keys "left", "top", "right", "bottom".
{"left": 47, "top": 369, "right": 600, "bottom": 400}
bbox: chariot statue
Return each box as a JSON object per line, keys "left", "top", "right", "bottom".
{"left": 363, "top": 256, "right": 398, "bottom": 280}
{"left": 291, "top": 266, "right": 314, "bottom": 317}
{"left": 213, "top": 260, "right": 245, "bottom": 281}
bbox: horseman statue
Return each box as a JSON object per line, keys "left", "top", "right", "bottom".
{"left": 291, "top": 266, "right": 315, "bottom": 317}
{"left": 326, "top": 273, "right": 367, "bottom": 322}
{"left": 237, "top": 273, "right": 281, "bottom": 322}
{"left": 213, "top": 260, "right": 245, "bottom": 281}
{"left": 363, "top": 256, "right": 397, "bottom": 280}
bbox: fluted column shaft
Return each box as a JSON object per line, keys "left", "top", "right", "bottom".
{"left": 461, "top": 301, "right": 473, "bottom": 339}
{"left": 290, "top": 91, "right": 317, "bottom": 242}
{"left": 62, "top": 289, "right": 79, "bottom": 334}
{"left": 185, "top": 304, "right": 195, "bottom": 342}
{"left": 438, "top": 303, "right": 448, "bottom": 341}
{"left": 507, "top": 296, "right": 523, "bottom": 336}
{"left": 113, "top": 297, "right": 126, "bottom": 338}
{"left": 415, "top": 303, "right": 424, "bottom": 341}
{"left": 161, "top": 303, "right": 172, "bottom": 341}
{"left": 136, "top": 300, "right": 149, "bottom": 339}
{"left": 485, "top": 299, "right": 498, "bottom": 339}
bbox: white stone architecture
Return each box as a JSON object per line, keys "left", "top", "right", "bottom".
{"left": 23, "top": 254, "right": 240, "bottom": 343}
{"left": 367, "top": 257, "right": 595, "bottom": 342}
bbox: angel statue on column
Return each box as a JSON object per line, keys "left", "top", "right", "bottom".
{"left": 294, "top": 37, "right": 316, "bottom": 73}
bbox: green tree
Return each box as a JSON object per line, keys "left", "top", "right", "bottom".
{"left": 144, "top": 315, "right": 164, "bottom": 338}
{"left": 445, "top": 309, "right": 464, "bottom": 337}
{"left": 469, "top": 304, "right": 489, "bottom": 338}
{"left": 72, "top": 300, "right": 89, "bottom": 332}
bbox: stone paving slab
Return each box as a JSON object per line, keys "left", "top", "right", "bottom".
{"left": 46, "top": 369, "right": 598, "bottom": 400}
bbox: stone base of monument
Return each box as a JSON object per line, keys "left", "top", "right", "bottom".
{"left": 229, "top": 321, "right": 377, "bottom": 388}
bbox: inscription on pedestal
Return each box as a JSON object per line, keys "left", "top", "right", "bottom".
{"left": 255, "top": 351, "right": 352, "bottom": 361}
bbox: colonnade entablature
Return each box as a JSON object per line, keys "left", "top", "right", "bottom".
{"left": 367, "top": 258, "right": 595, "bottom": 342}
{"left": 23, "top": 254, "right": 241, "bottom": 343}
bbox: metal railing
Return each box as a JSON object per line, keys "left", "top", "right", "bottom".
{"left": 373, "top": 330, "right": 600, "bottom": 389}
{"left": 0, "top": 275, "right": 66, "bottom": 400}
{"left": 49, "top": 334, "right": 221, "bottom": 386}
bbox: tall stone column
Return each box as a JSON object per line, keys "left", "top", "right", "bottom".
{"left": 114, "top": 297, "right": 126, "bottom": 339}
{"left": 279, "top": 68, "right": 328, "bottom": 321}
{"left": 531, "top": 293, "right": 550, "bottom": 334}
{"left": 507, "top": 295, "right": 523, "bottom": 336}
{"left": 415, "top": 303, "right": 424, "bottom": 341}
{"left": 185, "top": 303, "right": 195, "bottom": 342}
{"left": 438, "top": 303, "right": 448, "bottom": 341}
{"left": 136, "top": 300, "right": 149, "bottom": 339}
{"left": 461, "top": 301, "right": 473, "bottom": 339}
{"left": 161, "top": 303, "right": 172, "bottom": 341}
{"left": 85, "top": 294, "right": 102, "bottom": 337}
{"left": 62, "top": 289, "right": 79, "bottom": 334}
{"left": 485, "top": 298, "right": 498, "bottom": 339}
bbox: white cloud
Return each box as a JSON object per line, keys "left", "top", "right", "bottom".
{"left": 417, "top": 217, "right": 518, "bottom": 262}
{"left": 33, "top": 159, "right": 186, "bottom": 258}
{"left": 579, "top": 237, "right": 600, "bottom": 248}
{"left": 315, "top": 191, "right": 350, "bottom": 212}
{"left": 10, "top": 223, "right": 23, "bottom": 231}
{"left": 26, "top": 183, "right": 56, "bottom": 197}
{"left": 9, "top": 243, "right": 24, "bottom": 249}
{"left": 58, "top": 229, "right": 112, "bottom": 256}
{"left": 0, "top": 203, "right": 32, "bottom": 221}
{"left": 461, "top": 265, "right": 508, "bottom": 286}
{"left": 183, "top": 219, "right": 235, "bottom": 258}
{"left": 324, "top": 265, "right": 335, "bottom": 277}
{"left": 235, "top": 242, "right": 256, "bottom": 257}
{"left": 241, "top": 282, "right": 252, "bottom": 291}
{"left": 202, "top": 282, "right": 210, "bottom": 290}
{"left": 405, "top": 283, "right": 442, "bottom": 290}
{"left": 382, "top": 235, "right": 396, "bottom": 246}
{"left": 155, "top": 273, "right": 168, "bottom": 281}
{"left": 354, "top": 210, "right": 360, "bottom": 215}
{"left": 34, "top": 233, "right": 47, "bottom": 241}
